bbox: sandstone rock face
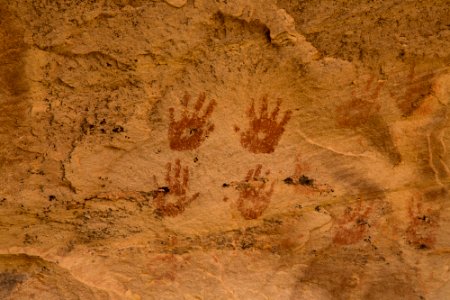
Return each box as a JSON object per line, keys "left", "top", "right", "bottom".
{"left": 0, "top": 0, "right": 450, "bottom": 299}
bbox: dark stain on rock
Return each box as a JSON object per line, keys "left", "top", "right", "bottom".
{"left": 283, "top": 177, "right": 294, "bottom": 184}
{"left": 0, "top": 272, "right": 27, "bottom": 298}
{"left": 299, "top": 175, "right": 314, "bottom": 186}
{"left": 362, "top": 115, "right": 402, "bottom": 165}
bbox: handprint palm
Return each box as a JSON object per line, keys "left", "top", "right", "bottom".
{"left": 168, "top": 93, "right": 216, "bottom": 151}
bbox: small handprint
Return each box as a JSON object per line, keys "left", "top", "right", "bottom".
{"left": 332, "top": 201, "right": 372, "bottom": 245}
{"left": 335, "top": 75, "right": 384, "bottom": 128}
{"left": 236, "top": 164, "right": 274, "bottom": 220}
{"left": 168, "top": 92, "right": 216, "bottom": 151}
{"left": 238, "top": 96, "right": 292, "bottom": 154}
{"left": 153, "top": 159, "right": 200, "bottom": 217}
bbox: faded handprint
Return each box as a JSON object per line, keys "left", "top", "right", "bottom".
{"left": 153, "top": 159, "right": 199, "bottom": 217}
{"left": 390, "top": 65, "right": 434, "bottom": 117}
{"left": 237, "top": 96, "right": 292, "bottom": 153}
{"left": 236, "top": 164, "right": 274, "bottom": 220}
{"left": 406, "top": 197, "right": 440, "bottom": 249}
{"left": 332, "top": 201, "right": 372, "bottom": 245}
{"left": 168, "top": 92, "right": 216, "bottom": 150}
{"left": 336, "top": 75, "right": 384, "bottom": 128}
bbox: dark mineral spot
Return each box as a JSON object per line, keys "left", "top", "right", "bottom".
{"left": 158, "top": 186, "right": 170, "bottom": 194}
{"left": 299, "top": 175, "right": 314, "bottom": 186}
{"left": 283, "top": 177, "right": 294, "bottom": 184}
{"left": 112, "top": 125, "right": 124, "bottom": 133}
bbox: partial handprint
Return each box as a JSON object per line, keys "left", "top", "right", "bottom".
{"left": 332, "top": 200, "right": 372, "bottom": 245}
{"left": 153, "top": 159, "right": 199, "bottom": 217}
{"left": 236, "top": 165, "right": 274, "bottom": 220}
{"left": 335, "top": 75, "right": 384, "bottom": 128}
{"left": 390, "top": 65, "right": 434, "bottom": 117}
{"left": 238, "top": 96, "right": 292, "bottom": 154}
{"left": 168, "top": 92, "right": 216, "bottom": 151}
{"left": 406, "top": 197, "right": 440, "bottom": 249}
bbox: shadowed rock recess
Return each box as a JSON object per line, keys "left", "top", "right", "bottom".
{"left": 0, "top": 0, "right": 449, "bottom": 299}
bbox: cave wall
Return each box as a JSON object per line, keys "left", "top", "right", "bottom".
{"left": 1, "top": 0, "right": 450, "bottom": 299}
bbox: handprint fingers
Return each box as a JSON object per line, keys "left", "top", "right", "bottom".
{"left": 202, "top": 98, "right": 216, "bottom": 119}
{"left": 182, "top": 166, "right": 189, "bottom": 188}
{"left": 185, "top": 192, "right": 200, "bottom": 206}
{"left": 169, "top": 107, "right": 175, "bottom": 123}
{"left": 174, "top": 159, "right": 182, "bottom": 182}
{"left": 253, "top": 164, "right": 262, "bottom": 179}
{"left": 266, "top": 181, "right": 275, "bottom": 197}
{"left": 260, "top": 95, "right": 269, "bottom": 118}
{"left": 194, "top": 92, "right": 206, "bottom": 112}
{"left": 245, "top": 168, "right": 254, "bottom": 181}
{"left": 280, "top": 110, "right": 292, "bottom": 127}
{"left": 165, "top": 162, "right": 173, "bottom": 186}
{"left": 206, "top": 123, "right": 214, "bottom": 134}
{"left": 181, "top": 93, "right": 190, "bottom": 107}
{"left": 271, "top": 99, "right": 282, "bottom": 119}
{"left": 247, "top": 98, "right": 256, "bottom": 119}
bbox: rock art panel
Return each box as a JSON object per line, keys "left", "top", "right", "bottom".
{"left": 0, "top": 0, "right": 449, "bottom": 299}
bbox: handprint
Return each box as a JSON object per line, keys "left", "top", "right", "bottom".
{"left": 236, "top": 165, "right": 274, "bottom": 220}
{"left": 238, "top": 96, "right": 292, "bottom": 154}
{"left": 153, "top": 159, "right": 200, "bottom": 217}
{"left": 332, "top": 201, "right": 372, "bottom": 245}
{"left": 168, "top": 92, "right": 216, "bottom": 151}
{"left": 390, "top": 65, "right": 434, "bottom": 117}
{"left": 406, "top": 197, "right": 440, "bottom": 249}
{"left": 335, "top": 75, "right": 384, "bottom": 128}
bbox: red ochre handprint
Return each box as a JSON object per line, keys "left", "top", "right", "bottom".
{"left": 332, "top": 201, "right": 372, "bottom": 245}
{"left": 153, "top": 159, "right": 199, "bottom": 217}
{"left": 335, "top": 75, "right": 384, "bottom": 128}
{"left": 236, "top": 165, "right": 275, "bottom": 220}
{"left": 237, "top": 96, "right": 292, "bottom": 154}
{"left": 406, "top": 198, "right": 440, "bottom": 249}
{"left": 168, "top": 92, "right": 216, "bottom": 151}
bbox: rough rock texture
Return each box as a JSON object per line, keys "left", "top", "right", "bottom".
{"left": 1, "top": 0, "right": 450, "bottom": 299}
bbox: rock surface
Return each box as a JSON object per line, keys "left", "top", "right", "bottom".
{"left": 0, "top": 0, "right": 450, "bottom": 299}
